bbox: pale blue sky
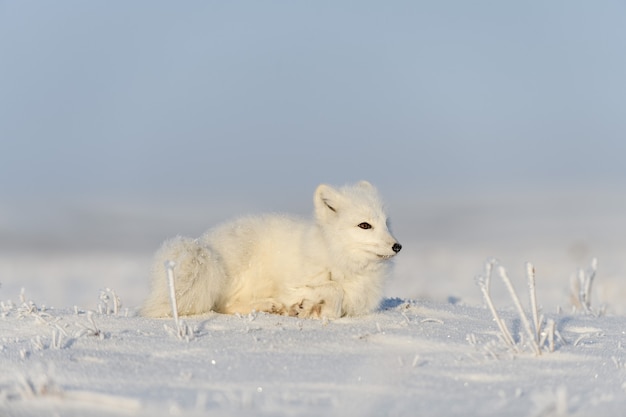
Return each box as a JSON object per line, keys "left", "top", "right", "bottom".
{"left": 2, "top": 1, "right": 626, "bottom": 204}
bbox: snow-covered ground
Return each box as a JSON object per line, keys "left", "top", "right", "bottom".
{"left": 1, "top": 191, "right": 626, "bottom": 416}
{"left": 2, "top": 297, "right": 626, "bottom": 417}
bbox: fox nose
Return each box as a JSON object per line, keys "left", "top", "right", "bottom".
{"left": 392, "top": 243, "right": 402, "bottom": 253}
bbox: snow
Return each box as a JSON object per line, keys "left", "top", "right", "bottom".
{"left": 2, "top": 296, "right": 625, "bottom": 416}
{"left": 2, "top": 192, "right": 626, "bottom": 416}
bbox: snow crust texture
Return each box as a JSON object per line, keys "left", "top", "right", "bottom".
{"left": 1, "top": 296, "right": 625, "bottom": 417}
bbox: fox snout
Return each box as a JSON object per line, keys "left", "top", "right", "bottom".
{"left": 392, "top": 243, "right": 402, "bottom": 254}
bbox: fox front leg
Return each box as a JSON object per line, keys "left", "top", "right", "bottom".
{"left": 289, "top": 282, "right": 344, "bottom": 319}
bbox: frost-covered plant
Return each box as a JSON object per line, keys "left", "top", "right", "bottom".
{"left": 50, "top": 327, "right": 64, "bottom": 349}
{"left": 30, "top": 335, "right": 46, "bottom": 351}
{"left": 27, "top": 325, "right": 69, "bottom": 352}
{"left": 14, "top": 373, "right": 63, "bottom": 400}
{"left": 569, "top": 258, "right": 603, "bottom": 315}
{"left": 15, "top": 288, "right": 54, "bottom": 324}
{"left": 1, "top": 299, "right": 15, "bottom": 318}
{"left": 477, "top": 260, "right": 518, "bottom": 353}
{"left": 477, "top": 260, "right": 559, "bottom": 356}
{"left": 163, "top": 261, "right": 195, "bottom": 341}
{"left": 98, "top": 288, "right": 121, "bottom": 316}
{"left": 164, "top": 320, "right": 195, "bottom": 342}
{"left": 4, "top": 372, "right": 141, "bottom": 411}
{"left": 75, "top": 311, "right": 105, "bottom": 340}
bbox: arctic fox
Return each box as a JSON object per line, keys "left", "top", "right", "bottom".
{"left": 141, "top": 181, "right": 401, "bottom": 319}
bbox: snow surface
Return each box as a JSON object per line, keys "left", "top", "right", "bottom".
{"left": 2, "top": 192, "right": 626, "bottom": 416}
{"left": 1, "top": 294, "right": 625, "bottom": 416}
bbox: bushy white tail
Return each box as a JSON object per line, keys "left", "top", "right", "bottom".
{"left": 141, "top": 237, "right": 227, "bottom": 317}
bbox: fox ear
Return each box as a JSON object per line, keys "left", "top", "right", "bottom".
{"left": 314, "top": 184, "right": 343, "bottom": 219}
{"left": 356, "top": 180, "right": 373, "bottom": 189}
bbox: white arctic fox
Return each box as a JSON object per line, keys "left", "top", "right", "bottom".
{"left": 141, "top": 181, "right": 401, "bottom": 319}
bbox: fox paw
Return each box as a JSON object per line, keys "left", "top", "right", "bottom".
{"left": 289, "top": 300, "right": 324, "bottom": 318}
{"left": 263, "top": 302, "right": 287, "bottom": 315}
{"left": 289, "top": 299, "right": 325, "bottom": 318}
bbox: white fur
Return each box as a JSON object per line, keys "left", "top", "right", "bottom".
{"left": 141, "top": 181, "right": 401, "bottom": 319}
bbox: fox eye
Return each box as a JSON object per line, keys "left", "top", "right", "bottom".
{"left": 357, "top": 222, "right": 372, "bottom": 230}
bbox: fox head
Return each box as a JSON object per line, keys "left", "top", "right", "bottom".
{"left": 314, "top": 181, "right": 402, "bottom": 269}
